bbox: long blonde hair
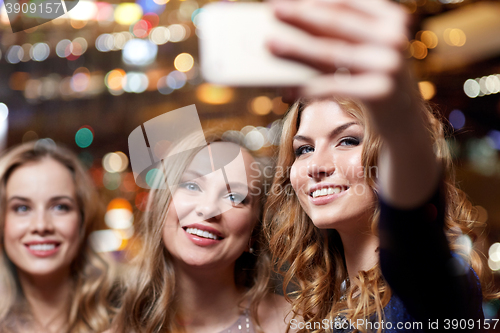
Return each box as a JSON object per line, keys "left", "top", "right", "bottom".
{"left": 114, "top": 129, "right": 272, "bottom": 333}
{"left": 264, "top": 97, "right": 496, "bottom": 333}
{"left": 0, "top": 141, "right": 119, "bottom": 333}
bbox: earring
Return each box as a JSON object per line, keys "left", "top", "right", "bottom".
{"left": 248, "top": 238, "right": 254, "bottom": 254}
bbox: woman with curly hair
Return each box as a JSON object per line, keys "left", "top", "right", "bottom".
{"left": 0, "top": 141, "right": 119, "bottom": 333}
{"left": 264, "top": 0, "right": 496, "bottom": 331}
{"left": 114, "top": 129, "right": 292, "bottom": 333}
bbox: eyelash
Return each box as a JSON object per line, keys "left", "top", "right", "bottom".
{"left": 180, "top": 182, "right": 248, "bottom": 205}
{"left": 228, "top": 193, "right": 248, "bottom": 205}
{"left": 180, "top": 182, "right": 201, "bottom": 192}
{"left": 294, "top": 136, "right": 361, "bottom": 157}
{"left": 13, "top": 205, "right": 29, "bottom": 213}
{"left": 339, "top": 136, "right": 361, "bottom": 146}
{"left": 11, "top": 204, "right": 71, "bottom": 213}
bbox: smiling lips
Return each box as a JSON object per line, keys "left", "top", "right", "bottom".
{"left": 310, "top": 185, "right": 349, "bottom": 198}
{"left": 185, "top": 227, "right": 221, "bottom": 240}
{"left": 182, "top": 224, "right": 224, "bottom": 246}
{"left": 24, "top": 241, "right": 61, "bottom": 257}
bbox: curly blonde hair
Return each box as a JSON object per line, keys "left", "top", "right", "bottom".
{"left": 0, "top": 141, "right": 119, "bottom": 333}
{"left": 264, "top": 97, "right": 497, "bottom": 333}
{"left": 114, "top": 128, "right": 273, "bottom": 333}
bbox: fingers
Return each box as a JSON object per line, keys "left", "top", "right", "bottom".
{"left": 268, "top": 35, "right": 402, "bottom": 74}
{"left": 272, "top": 0, "right": 408, "bottom": 48}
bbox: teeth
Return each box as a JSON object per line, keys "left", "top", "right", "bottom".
{"left": 186, "top": 228, "right": 218, "bottom": 240}
{"left": 311, "top": 186, "right": 346, "bottom": 198}
{"left": 29, "top": 244, "right": 56, "bottom": 251}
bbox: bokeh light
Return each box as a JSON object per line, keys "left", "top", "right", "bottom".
{"left": 444, "top": 28, "right": 466, "bottom": 47}
{"left": 250, "top": 96, "right": 272, "bottom": 115}
{"left": 463, "top": 79, "right": 480, "bottom": 98}
{"left": 75, "top": 127, "right": 94, "bottom": 148}
{"left": 114, "top": 3, "right": 143, "bottom": 25}
{"left": 196, "top": 83, "right": 234, "bottom": 104}
{"left": 418, "top": 81, "right": 436, "bottom": 100}
{"left": 174, "top": 53, "right": 194, "bottom": 72}
{"left": 103, "top": 152, "right": 129, "bottom": 173}
{"left": 449, "top": 110, "right": 465, "bottom": 130}
{"left": 89, "top": 230, "right": 122, "bottom": 253}
{"left": 420, "top": 30, "right": 438, "bottom": 49}
{"left": 122, "top": 39, "right": 158, "bottom": 66}
{"left": 105, "top": 198, "right": 134, "bottom": 229}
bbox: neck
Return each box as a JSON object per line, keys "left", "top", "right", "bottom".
{"left": 335, "top": 218, "right": 379, "bottom": 281}
{"left": 175, "top": 262, "right": 244, "bottom": 332}
{"left": 18, "top": 268, "right": 72, "bottom": 331}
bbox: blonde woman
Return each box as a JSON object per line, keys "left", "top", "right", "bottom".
{"left": 0, "top": 141, "right": 118, "bottom": 332}
{"left": 114, "top": 130, "right": 292, "bottom": 333}
{"left": 264, "top": 0, "right": 496, "bottom": 332}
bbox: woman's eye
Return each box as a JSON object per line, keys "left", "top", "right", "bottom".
{"left": 180, "top": 182, "right": 201, "bottom": 192}
{"left": 227, "top": 193, "right": 247, "bottom": 205}
{"left": 54, "top": 204, "right": 70, "bottom": 212}
{"left": 294, "top": 145, "right": 314, "bottom": 157}
{"left": 339, "top": 137, "right": 360, "bottom": 147}
{"left": 13, "top": 205, "right": 29, "bottom": 213}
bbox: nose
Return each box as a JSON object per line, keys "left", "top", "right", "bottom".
{"left": 29, "top": 209, "right": 55, "bottom": 236}
{"left": 307, "top": 150, "right": 336, "bottom": 181}
{"left": 194, "top": 192, "right": 222, "bottom": 221}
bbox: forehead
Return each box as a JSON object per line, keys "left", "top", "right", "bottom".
{"left": 298, "top": 100, "right": 360, "bottom": 133}
{"left": 185, "top": 142, "right": 260, "bottom": 187}
{"left": 6, "top": 158, "right": 76, "bottom": 197}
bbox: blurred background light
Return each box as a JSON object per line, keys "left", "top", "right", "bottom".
{"left": 244, "top": 129, "right": 265, "bottom": 151}
{"left": 75, "top": 127, "right": 94, "bottom": 148}
{"left": 105, "top": 198, "right": 134, "bottom": 229}
{"left": 449, "top": 109, "right": 466, "bottom": 130}
{"left": 196, "top": 83, "right": 233, "bottom": 104}
{"left": 114, "top": 3, "right": 143, "bottom": 25}
{"left": 136, "top": 0, "right": 166, "bottom": 15}
{"left": 149, "top": 26, "right": 170, "bottom": 45}
{"left": 122, "top": 39, "right": 157, "bottom": 66}
{"left": 418, "top": 81, "right": 436, "bottom": 100}
{"left": 103, "top": 152, "right": 129, "bottom": 173}
{"left": 463, "top": 79, "right": 480, "bottom": 98}
{"left": 174, "top": 53, "right": 194, "bottom": 72}
{"left": 167, "top": 24, "right": 187, "bottom": 42}
{"left": 166, "top": 71, "right": 187, "bottom": 89}
{"left": 89, "top": 230, "right": 123, "bottom": 253}
{"left": 250, "top": 96, "right": 272, "bottom": 115}
{"left": 30, "top": 43, "right": 50, "bottom": 62}
{"left": 123, "top": 72, "right": 148, "bottom": 93}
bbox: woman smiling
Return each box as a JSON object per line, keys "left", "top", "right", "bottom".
{"left": 0, "top": 141, "right": 118, "bottom": 333}
{"left": 264, "top": 0, "right": 496, "bottom": 331}
{"left": 114, "top": 130, "right": 293, "bottom": 333}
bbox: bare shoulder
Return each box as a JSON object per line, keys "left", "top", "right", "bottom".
{"left": 257, "top": 293, "right": 299, "bottom": 333}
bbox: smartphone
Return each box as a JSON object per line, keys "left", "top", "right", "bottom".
{"left": 198, "top": 2, "right": 320, "bottom": 86}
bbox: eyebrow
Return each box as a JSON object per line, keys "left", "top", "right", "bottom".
{"left": 181, "top": 170, "right": 205, "bottom": 180}
{"left": 7, "top": 196, "right": 76, "bottom": 203}
{"left": 226, "top": 182, "right": 250, "bottom": 192}
{"left": 293, "top": 121, "right": 359, "bottom": 143}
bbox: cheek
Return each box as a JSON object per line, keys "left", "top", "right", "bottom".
{"left": 3, "top": 216, "right": 27, "bottom": 243}
{"left": 170, "top": 192, "right": 196, "bottom": 221}
{"left": 228, "top": 208, "right": 255, "bottom": 238}
{"left": 58, "top": 214, "right": 81, "bottom": 251}
{"left": 290, "top": 163, "right": 304, "bottom": 194}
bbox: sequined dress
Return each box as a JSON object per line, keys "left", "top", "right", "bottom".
{"left": 218, "top": 309, "right": 255, "bottom": 333}
{"left": 336, "top": 184, "right": 484, "bottom": 332}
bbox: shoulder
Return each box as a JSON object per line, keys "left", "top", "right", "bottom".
{"left": 257, "top": 293, "right": 299, "bottom": 333}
